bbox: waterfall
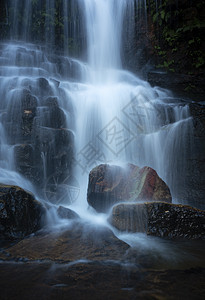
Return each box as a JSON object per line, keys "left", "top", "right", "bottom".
{"left": 0, "top": 0, "right": 195, "bottom": 218}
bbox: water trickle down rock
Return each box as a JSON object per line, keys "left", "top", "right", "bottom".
{"left": 7, "top": 75, "right": 75, "bottom": 193}
{"left": 87, "top": 163, "right": 172, "bottom": 213}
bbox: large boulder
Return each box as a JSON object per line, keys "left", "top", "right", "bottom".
{"left": 109, "top": 202, "right": 205, "bottom": 239}
{"left": 87, "top": 164, "right": 172, "bottom": 212}
{"left": 0, "top": 184, "right": 46, "bottom": 239}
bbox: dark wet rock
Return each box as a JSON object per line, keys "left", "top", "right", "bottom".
{"left": 147, "top": 72, "right": 205, "bottom": 102}
{"left": 0, "top": 72, "right": 74, "bottom": 198}
{"left": 14, "top": 144, "right": 36, "bottom": 181}
{"left": 87, "top": 164, "right": 172, "bottom": 213}
{"left": 185, "top": 103, "right": 205, "bottom": 209}
{"left": 36, "top": 77, "right": 52, "bottom": 96}
{"left": 21, "top": 89, "right": 38, "bottom": 114}
{"left": 40, "top": 96, "right": 66, "bottom": 129}
{"left": 38, "top": 106, "right": 66, "bottom": 129}
{"left": 0, "top": 223, "right": 129, "bottom": 262}
{"left": 49, "top": 55, "right": 84, "bottom": 80}
{"left": 4, "top": 89, "right": 38, "bottom": 143}
{"left": 21, "top": 89, "right": 38, "bottom": 138}
{"left": 57, "top": 206, "right": 80, "bottom": 220}
{"left": 14, "top": 126, "right": 74, "bottom": 189}
{"left": 43, "top": 96, "right": 59, "bottom": 107}
{"left": 110, "top": 202, "right": 205, "bottom": 239}
{"left": 34, "top": 127, "right": 74, "bottom": 178}
{"left": 189, "top": 103, "right": 205, "bottom": 137}
{"left": 0, "top": 184, "right": 46, "bottom": 239}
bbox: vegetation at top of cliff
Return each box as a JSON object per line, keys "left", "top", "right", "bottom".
{"left": 148, "top": 0, "right": 205, "bottom": 74}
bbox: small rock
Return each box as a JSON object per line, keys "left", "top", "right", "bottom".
{"left": 57, "top": 206, "right": 80, "bottom": 220}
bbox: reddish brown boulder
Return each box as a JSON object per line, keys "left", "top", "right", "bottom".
{"left": 87, "top": 164, "right": 172, "bottom": 212}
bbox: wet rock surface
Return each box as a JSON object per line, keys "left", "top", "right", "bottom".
{"left": 0, "top": 223, "right": 129, "bottom": 262}
{"left": 87, "top": 164, "right": 172, "bottom": 213}
{"left": 110, "top": 202, "right": 205, "bottom": 239}
{"left": 147, "top": 71, "right": 205, "bottom": 102}
{"left": 186, "top": 103, "right": 205, "bottom": 209}
{"left": 0, "top": 184, "right": 45, "bottom": 239}
{"left": 57, "top": 206, "right": 80, "bottom": 220}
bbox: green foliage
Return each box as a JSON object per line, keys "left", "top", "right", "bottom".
{"left": 157, "top": 60, "right": 175, "bottom": 72}
{"left": 184, "top": 84, "right": 196, "bottom": 92}
{"left": 149, "top": 0, "right": 204, "bottom": 73}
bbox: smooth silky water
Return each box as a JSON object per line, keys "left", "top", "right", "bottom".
{"left": 0, "top": 0, "right": 203, "bottom": 269}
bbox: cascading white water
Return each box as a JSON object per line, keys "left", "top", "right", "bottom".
{"left": 68, "top": 0, "right": 193, "bottom": 216}
{"left": 0, "top": 0, "right": 194, "bottom": 224}
{"left": 80, "top": 0, "right": 125, "bottom": 83}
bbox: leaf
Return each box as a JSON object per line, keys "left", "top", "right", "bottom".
{"left": 153, "top": 12, "right": 159, "bottom": 23}
{"left": 188, "top": 39, "right": 194, "bottom": 45}
{"left": 160, "top": 10, "right": 165, "bottom": 20}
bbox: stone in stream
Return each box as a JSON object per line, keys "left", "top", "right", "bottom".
{"left": 109, "top": 202, "right": 205, "bottom": 240}
{"left": 87, "top": 164, "right": 172, "bottom": 213}
{"left": 57, "top": 206, "right": 80, "bottom": 220}
{"left": 40, "top": 96, "right": 67, "bottom": 129}
{"left": 0, "top": 184, "right": 46, "bottom": 239}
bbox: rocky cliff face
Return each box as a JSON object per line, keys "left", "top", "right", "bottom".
{"left": 187, "top": 103, "right": 205, "bottom": 209}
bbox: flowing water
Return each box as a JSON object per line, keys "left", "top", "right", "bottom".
{"left": 0, "top": 0, "right": 200, "bottom": 260}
